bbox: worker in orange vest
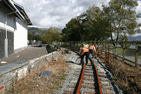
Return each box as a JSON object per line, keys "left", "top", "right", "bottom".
{"left": 88, "top": 44, "right": 97, "bottom": 59}
{"left": 79, "top": 44, "right": 89, "bottom": 65}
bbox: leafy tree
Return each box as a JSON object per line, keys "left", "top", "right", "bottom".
{"left": 34, "top": 35, "right": 42, "bottom": 41}
{"left": 28, "top": 33, "right": 34, "bottom": 40}
{"left": 61, "top": 18, "right": 81, "bottom": 41}
{"left": 41, "top": 27, "right": 62, "bottom": 44}
{"left": 119, "top": 32, "right": 131, "bottom": 48}
{"left": 28, "top": 33, "right": 42, "bottom": 42}
{"left": 84, "top": 5, "right": 111, "bottom": 40}
{"left": 62, "top": 5, "right": 111, "bottom": 41}
{"left": 102, "top": 0, "right": 140, "bottom": 46}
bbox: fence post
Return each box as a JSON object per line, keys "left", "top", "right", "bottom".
{"left": 123, "top": 40, "right": 125, "bottom": 62}
{"left": 98, "top": 40, "right": 100, "bottom": 47}
{"left": 98, "top": 40, "right": 100, "bottom": 55}
{"left": 103, "top": 41, "right": 105, "bottom": 53}
{"left": 115, "top": 40, "right": 117, "bottom": 58}
{"left": 108, "top": 42, "right": 110, "bottom": 61}
{"left": 102, "top": 40, "right": 104, "bottom": 53}
{"left": 135, "top": 40, "right": 138, "bottom": 67}
{"left": 94, "top": 40, "right": 96, "bottom": 48}
{"left": 100, "top": 41, "right": 103, "bottom": 54}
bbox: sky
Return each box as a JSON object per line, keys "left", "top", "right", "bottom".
{"left": 14, "top": 0, "right": 141, "bottom": 30}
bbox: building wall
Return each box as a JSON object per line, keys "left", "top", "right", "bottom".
{"left": 14, "top": 18, "right": 28, "bottom": 50}
{"left": 0, "top": 2, "right": 28, "bottom": 58}
{"left": 0, "top": 2, "right": 15, "bottom": 58}
{"left": 0, "top": 2, "right": 16, "bottom": 31}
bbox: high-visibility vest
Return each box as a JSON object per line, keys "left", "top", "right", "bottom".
{"left": 89, "top": 45, "right": 95, "bottom": 51}
{"left": 80, "top": 47, "right": 89, "bottom": 56}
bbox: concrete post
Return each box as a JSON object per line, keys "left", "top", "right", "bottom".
{"left": 4, "top": 11, "right": 18, "bottom": 58}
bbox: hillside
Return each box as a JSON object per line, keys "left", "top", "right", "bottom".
{"left": 28, "top": 27, "right": 62, "bottom": 36}
{"left": 128, "top": 35, "right": 141, "bottom": 41}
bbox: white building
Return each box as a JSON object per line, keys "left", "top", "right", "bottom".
{"left": 0, "top": 0, "right": 32, "bottom": 58}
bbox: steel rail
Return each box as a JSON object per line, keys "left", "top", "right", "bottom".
{"left": 90, "top": 57, "right": 102, "bottom": 94}
{"left": 74, "top": 51, "right": 102, "bottom": 94}
{"left": 76, "top": 62, "right": 85, "bottom": 94}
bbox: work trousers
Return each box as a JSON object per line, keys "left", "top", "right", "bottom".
{"left": 89, "top": 49, "right": 94, "bottom": 58}
{"left": 81, "top": 52, "right": 89, "bottom": 65}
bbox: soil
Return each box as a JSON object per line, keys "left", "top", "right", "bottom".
{"left": 6, "top": 56, "right": 71, "bottom": 94}
{"left": 98, "top": 51, "right": 141, "bottom": 94}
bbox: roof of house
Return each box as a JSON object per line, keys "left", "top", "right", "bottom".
{"left": 2, "top": 0, "right": 32, "bottom": 25}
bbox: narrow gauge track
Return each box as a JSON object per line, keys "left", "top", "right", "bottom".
{"left": 63, "top": 57, "right": 115, "bottom": 94}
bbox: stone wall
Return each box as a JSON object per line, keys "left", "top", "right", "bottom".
{"left": 0, "top": 51, "right": 61, "bottom": 93}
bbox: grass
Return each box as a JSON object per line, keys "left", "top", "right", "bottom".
{"left": 60, "top": 74, "right": 68, "bottom": 80}
{"left": 99, "top": 53, "right": 141, "bottom": 94}
{"left": 108, "top": 47, "right": 141, "bottom": 59}
{"left": 6, "top": 56, "right": 71, "bottom": 94}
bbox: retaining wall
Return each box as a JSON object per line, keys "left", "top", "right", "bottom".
{"left": 0, "top": 51, "right": 61, "bottom": 93}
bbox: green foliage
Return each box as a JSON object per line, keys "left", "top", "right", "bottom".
{"left": 61, "top": 18, "right": 81, "bottom": 41}
{"left": 119, "top": 33, "right": 131, "bottom": 48}
{"left": 28, "top": 34, "right": 42, "bottom": 41}
{"left": 102, "top": 0, "right": 140, "bottom": 45}
{"left": 61, "top": 0, "right": 140, "bottom": 42}
{"left": 28, "top": 33, "right": 34, "bottom": 40}
{"left": 41, "top": 27, "right": 62, "bottom": 44}
{"left": 34, "top": 35, "right": 42, "bottom": 41}
{"left": 61, "top": 5, "right": 111, "bottom": 42}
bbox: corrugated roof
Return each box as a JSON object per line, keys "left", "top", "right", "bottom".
{"left": 2, "top": 0, "right": 32, "bottom": 25}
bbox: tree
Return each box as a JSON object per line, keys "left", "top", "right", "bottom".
{"left": 28, "top": 34, "right": 34, "bottom": 41}
{"left": 62, "top": 5, "right": 111, "bottom": 42}
{"left": 119, "top": 32, "right": 131, "bottom": 48}
{"left": 84, "top": 5, "right": 111, "bottom": 40}
{"left": 41, "top": 27, "right": 62, "bottom": 44}
{"left": 102, "top": 0, "right": 140, "bottom": 46}
{"left": 61, "top": 18, "right": 81, "bottom": 41}
{"left": 34, "top": 35, "right": 42, "bottom": 41}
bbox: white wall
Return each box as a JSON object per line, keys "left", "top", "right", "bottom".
{"left": 0, "top": 2, "right": 28, "bottom": 50}
{"left": 0, "top": 2, "right": 15, "bottom": 32}
{"left": 14, "top": 18, "right": 28, "bottom": 50}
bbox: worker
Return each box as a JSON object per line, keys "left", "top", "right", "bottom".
{"left": 79, "top": 44, "right": 89, "bottom": 65}
{"left": 88, "top": 43, "right": 97, "bottom": 59}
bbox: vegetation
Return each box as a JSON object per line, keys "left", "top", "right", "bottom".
{"left": 119, "top": 32, "right": 131, "bottom": 48}
{"left": 99, "top": 52, "right": 141, "bottom": 94}
{"left": 28, "top": 27, "right": 62, "bottom": 44}
{"left": 28, "top": 0, "right": 141, "bottom": 44}
{"left": 102, "top": 0, "right": 140, "bottom": 45}
{"left": 41, "top": 27, "right": 62, "bottom": 44}
{"left": 61, "top": 0, "right": 141, "bottom": 43}
{"left": 7, "top": 56, "right": 70, "bottom": 94}
{"left": 62, "top": 5, "right": 111, "bottom": 41}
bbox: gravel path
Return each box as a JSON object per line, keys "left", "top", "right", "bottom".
{"left": 0, "top": 46, "right": 47, "bottom": 65}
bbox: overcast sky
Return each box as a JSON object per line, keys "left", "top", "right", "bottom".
{"left": 14, "top": 0, "right": 141, "bottom": 29}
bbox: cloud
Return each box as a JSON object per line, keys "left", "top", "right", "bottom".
{"left": 136, "top": 1, "right": 141, "bottom": 13}
{"left": 14, "top": 0, "right": 141, "bottom": 29}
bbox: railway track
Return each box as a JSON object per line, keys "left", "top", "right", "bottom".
{"left": 62, "top": 57, "right": 116, "bottom": 94}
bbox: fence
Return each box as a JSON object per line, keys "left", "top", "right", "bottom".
{"left": 60, "top": 40, "right": 141, "bottom": 67}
